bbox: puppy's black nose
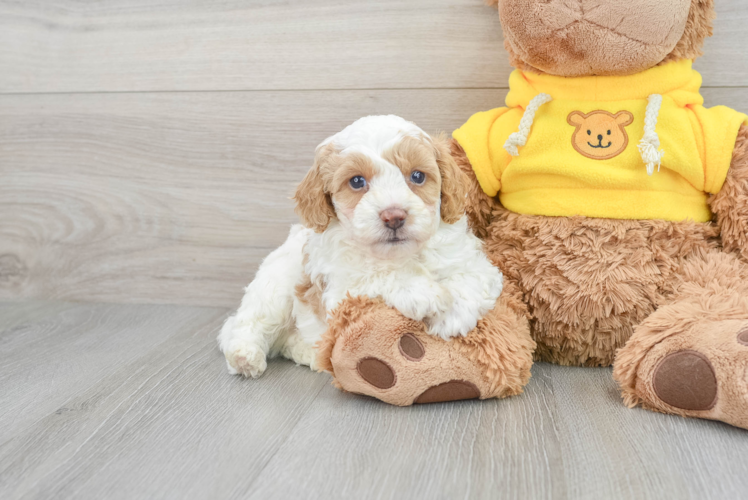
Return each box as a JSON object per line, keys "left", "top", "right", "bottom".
{"left": 597, "top": 134, "right": 603, "bottom": 141}
{"left": 380, "top": 208, "right": 407, "bottom": 230}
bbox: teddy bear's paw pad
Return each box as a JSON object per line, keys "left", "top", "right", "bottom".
{"left": 398, "top": 333, "right": 425, "bottom": 361}
{"left": 737, "top": 327, "right": 748, "bottom": 346}
{"left": 414, "top": 380, "right": 481, "bottom": 404}
{"left": 633, "top": 319, "right": 748, "bottom": 429}
{"left": 357, "top": 357, "right": 397, "bottom": 389}
{"left": 653, "top": 350, "right": 718, "bottom": 411}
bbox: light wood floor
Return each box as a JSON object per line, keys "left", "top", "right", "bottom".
{"left": 3, "top": 1, "right": 748, "bottom": 498}
{"left": 2, "top": 301, "right": 748, "bottom": 500}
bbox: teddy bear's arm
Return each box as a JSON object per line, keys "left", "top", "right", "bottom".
{"left": 450, "top": 138, "right": 501, "bottom": 240}
{"left": 709, "top": 124, "right": 748, "bottom": 260}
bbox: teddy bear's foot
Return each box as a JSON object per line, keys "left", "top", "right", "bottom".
{"left": 316, "top": 289, "right": 534, "bottom": 406}
{"left": 614, "top": 293, "right": 748, "bottom": 429}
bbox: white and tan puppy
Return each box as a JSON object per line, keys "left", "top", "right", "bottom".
{"left": 218, "top": 115, "right": 502, "bottom": 378}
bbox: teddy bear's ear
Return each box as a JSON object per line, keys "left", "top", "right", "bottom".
{"left": 567, "top": 111, "right": 587, "bottom": 127}
{"left": 662, "top": 0, "right": 716, "bottom": 63}
{"left": 614, "top": 111, "right": 635, "bottom": 127}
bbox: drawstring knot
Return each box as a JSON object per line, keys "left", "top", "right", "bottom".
{"left": 639, "top": 94, "right": 664, "bottom": 175}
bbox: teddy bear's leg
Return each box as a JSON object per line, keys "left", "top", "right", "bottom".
{"left": 613, "top": 251, "right": 748, "bottom": 429}
{"left": 315, "top": 282, "right": 535, "bottom": 406}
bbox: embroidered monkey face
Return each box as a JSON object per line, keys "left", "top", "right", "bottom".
{"left": 567, "top": 110, "right": 634, "bottom": 160}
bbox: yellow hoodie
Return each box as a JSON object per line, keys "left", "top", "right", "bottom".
{"left": 453, "top": 60, "right": 747, "bottom": 222}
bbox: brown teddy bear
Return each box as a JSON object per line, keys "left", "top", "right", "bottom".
{"left": 316, "top": 0, "right": 748, "bottom": 430}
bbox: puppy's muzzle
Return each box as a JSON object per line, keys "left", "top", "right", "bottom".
{"left": 380, "top": 208, "right": 407, "bottom": 230}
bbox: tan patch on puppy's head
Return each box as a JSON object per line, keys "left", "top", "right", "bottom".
{"left": 329, "top": 152, "right": 376, "bottom": 221}
{"left": 567, "top": 110, "right": 634, "bottom": 160}
{"left": 382, "top": 136, "right": 441, "bottom": 207}
{"left": 294, "top": 144, "right": 379, "bottom": 232}
{"left": 382, "top": 134, "right": 467, "bottom": 223}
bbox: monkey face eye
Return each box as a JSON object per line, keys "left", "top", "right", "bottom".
{"left": 349, "top": 176, "right": 367, "bottom": 190}
{"left": 607, "top": 130, "right": 612, "bottom": 135}
{"left": 587, "top": 130, "right": 591, "bottom": 135}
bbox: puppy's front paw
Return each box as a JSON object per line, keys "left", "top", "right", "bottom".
{"left": 225, "top": 342, "right": 267, "bottom": 378}
{"left": 426, "top": 309, "right": 478, "bottom": 340}
{"left": 395, "top": 284, "right": 453, "bottom": 323}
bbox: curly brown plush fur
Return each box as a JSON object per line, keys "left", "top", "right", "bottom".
{"left": 659, "top": 0, "right": 716, "bottom": 65}
{"left": 451, "top": 279, "right": 533, "bottom": 395}
{"left": 451, "top": 139, "right": 499, "bottom": 240}
{"left": 710, "top": 124, "right": 748, "bottom": 261}
{"left": 485, "top": 201, "right": 719, "bottom": 366}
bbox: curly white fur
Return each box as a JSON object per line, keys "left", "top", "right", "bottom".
{"left": 218, "top": 116, "right": 503, "bottom": 378}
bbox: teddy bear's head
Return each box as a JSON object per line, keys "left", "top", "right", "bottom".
{"left": 489, "top": 0, "right": 715, "bottom": 77}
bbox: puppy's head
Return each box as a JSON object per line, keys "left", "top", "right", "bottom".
{"left": 293, "top": 115, "right": 466, "bottom": 259}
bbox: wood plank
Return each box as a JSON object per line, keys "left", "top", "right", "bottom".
{"left": 0, "top": 300, "right": 76, "bottom": 331}
{"left": 0, "top": 0, "right": 745, "bottom": 94}
{"left": 0, "top": 304, "right": 329, "bottom": 500}
{"left": 246, "top": 364, "right": 748, "bottom": 500}
{"left": 0, "top": 301, "right": 226, "bottom": 442}
{"left": 2, "top": 88, "right": 746, "bottom": 308}
{"left": 696, "top": 0, "right": 748, "bottom": 86}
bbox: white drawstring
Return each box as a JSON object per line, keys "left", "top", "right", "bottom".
{"left": 505, "top": 92, "right": 664, "bottom": 175}
{"left": 639, "top": 94, "right": 664, "bottom": 176}
{"left": 504, "top": 93, "right": 553, "bottom": 156}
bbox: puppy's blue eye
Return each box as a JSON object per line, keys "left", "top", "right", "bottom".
{"left": 349, "top": 176, "right": 366, "bottom": 190}
{"left": 587, "top": 130, "right": 591, "bottom": 135}
{"left": 410, "top": 170, "right": 426, "bottom": 185}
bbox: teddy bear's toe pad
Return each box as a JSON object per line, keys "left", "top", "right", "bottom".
{"left": 414, "top": 380, "right": 480, "bottom": 404}
{"left": 398, "top": 333, "right": 425, "bottom": 361}
{"left": 652, "top": 350, "right": 718, "bottom": 411}
{"left": 630, "top": 319, "right": 748, "bottom": 429}
{"left": 357, "top": 357, "right": 397, "bottom": 389}
{"left": 738, "top": 327, "right": 748, "bottom": 346}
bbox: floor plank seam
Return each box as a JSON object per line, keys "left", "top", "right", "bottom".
{"left": 237, "top": 377, "right": 329, "bottom": 497}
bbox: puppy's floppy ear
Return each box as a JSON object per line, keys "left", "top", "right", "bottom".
{"left": 432, "top": 133, "right": 467, "bottom": 224}
{"left": 293, "top": 143, "right": 337, "bottom": 233}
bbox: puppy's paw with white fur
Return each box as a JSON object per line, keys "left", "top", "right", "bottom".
{"left": 390, "top": 281, "right": 453, "bottom": 323}
{"left": 225, "top": 342, "right": 268, "bottom": 378}
{"left": 426, "top": 308, "right": 478, "bottom": 340}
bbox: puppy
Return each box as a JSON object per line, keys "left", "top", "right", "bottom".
{"left": 218, "top": 115, "right": 503, "bottom": 378}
